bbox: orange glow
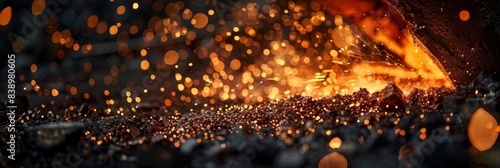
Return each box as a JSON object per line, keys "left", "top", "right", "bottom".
{"left": 109, "top": 25, "right": 118, "bottom": 35}
{"left": 140, "top": 49, "right": 147, "bottom": 57}
{"left": 32, "top": 0, "right": 46, "bottom": 15}
{"left": 191, "top": 13, "right": 209, "bottom": 29}
{"left": 70, "top": 87, "right": 77, "bottom": 95}
{"left": 140, "top": 60, "right": 150, "bottom": 70}
{"left": 468, "top": 108, "right": 498, "bottom": 151}
{"left": 164, "top": 50, "right": 179, "bottom": 65}
{"left": 117, "top": 5, "right": 126, "bottom": 15}
{"left": 459, "top": 10, "right": 470, "bottom": 21}
{"left": 87, "top": 15, "right": 99, "bottom": 28}
{"left": 329, "top": 137, "right": 342, "bottom": 149}
{"left": 164, "top": 99, "right": 172, "bottom": 107}
{"left": 311, "top": 0, "right": 454, "bottom": 96}
{"left": 319, "top": 152, "right": 348, "bottom": 168}
{"left": 88, "top": 78, "right": 95, "bottom": 86}
{"left": 129, "top": 25, "right": 139, "bottom": 34}
{"left": 96, "top": 21, "right": 108, "bottom": 34}
{"left": 30, "top": 64, "right": 38, "bottom": 73}
{"left": 51, "top": 89, "right": 59, "bottom": 97}
{"left": 132, "top": 3, "right": 139, "bottom": 9}
{"left": 230, "top": 59, "right": 241, "bottom": 70}
{"left": 0, "top": 6, "right": 12, "bottom": 26}
{"left": 104, "top": 90, "right": 110, "bottom": 96}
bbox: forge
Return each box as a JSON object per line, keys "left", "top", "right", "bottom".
{"left": 0, "top": 0, "right": 500, "bottom": 167}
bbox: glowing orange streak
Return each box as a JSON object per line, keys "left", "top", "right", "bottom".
{"left": 313, "top": 0, "right": 454, "bottom": 89}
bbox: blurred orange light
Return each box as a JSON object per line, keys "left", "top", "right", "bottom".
{"left": 32, "top": 0, "right": 46, "bottom": 15}
{"left": 319, "top": 152, "right": 348, "bottom": 168}
{"left": 468, "top": 108, "right": 498, "bottom": 151}
{"left": 459, "top": 10, "right": 470, "bottom": 21}
{"left": 0, "top": 6, "right": 12, "bottom": 26}
{"left": 329, "top": 137, "right": 342, "bottom": 149}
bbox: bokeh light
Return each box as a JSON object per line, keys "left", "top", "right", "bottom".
{"left": 468, "top": 108, "right": 498, "bottom": 151}
{"left": 319, "top": 152, "right": 348, "bottom": 168}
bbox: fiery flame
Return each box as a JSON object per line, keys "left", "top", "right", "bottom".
{"left": 309, "top": 0, "right": 455, "bottom": 96}
{"left": 18, "top": 0, "right": 457, "bottom": 107}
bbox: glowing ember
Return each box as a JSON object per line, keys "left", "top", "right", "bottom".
{"left": 313, "top": 0, "right": 455, "bottom": 95}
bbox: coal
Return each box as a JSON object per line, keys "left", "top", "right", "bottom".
{"left": 373, "top": 83, "right": 406, "bottom": 113}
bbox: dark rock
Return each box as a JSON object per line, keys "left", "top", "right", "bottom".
{"left": 407, "top": 88, "right": 423, "bottom": 105}
{"left": 467, "top": 70, "right": 500, "bottom": 93}
{"left": 375, "top": 83, "right": 406, "bottom": 112}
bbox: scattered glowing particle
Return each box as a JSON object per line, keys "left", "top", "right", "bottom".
{"left": 330, "top": 50, "right": 338, "bottom": 57}
{"left": 191, "top": 13, "right": 209, "bottom": 29}
{"left": 229, "top": 59, "right": 241, "bottom": 70}
{"left": 96, "top": 21, "right": 108, "bottom": 34}
{"left": 399, "top": 130, "right": 406, "bottom": 136}
{"left": 32, "top": 0, "right": 46, "bottom": 15}
{"left": 140, "top": 49, "right": 147, "bottom": 57}
{"left": 419, "top": 133, "right": 427, "bottom": 140}
{"left": 70, "top": 87, "right": 77, "bottom": 95}
{"left": 104, "top": 90, "right": 110, "bottom": 96}
{"left": 84, "top": 62, "right": 92, "bottom": 72}
{"left": 334, "top": 15, "right": 343, "bottom": 26}
{"left": 0, "top": 6, "right": 12, "bottom": 26}
{"left": 182, "top": 9, "right": 193, "bottom": 20}
{"left": 30, "top": 64, "right": 38, "bottom": 73}
{"left": 51, "top": 89, "right": 59, "bottom": 97}
{"left": 109, "top": 25, "right": 118, "bottom": 35}
{"left": 88, "top": 78, "right": 95, "bottom": 86}
{"left": 208, "top": 9, "right": 214, "bottom": 16}
{"left": 87, "top": 15, "right": 99, "bottom": 28}
{"left": 117, "top": 5, "right": 126, "bottom": 15}
{"left": 73, "top": 43, "right": 80, "bottom": 51}
{"left": 140, "top": 60, "right": 150, "bottom": 70}
{"left": 132, "top": 2, "right": 139, "bottom": 9}
{"left": 164, "top": 98, "right": 172, "bottom": 107}
{"left": 329, "top": 137, "right": 342, "bottom": 149}
{"left": 164, "top": 50, "right": 179, "bottom": 65}
{"left": 459, "top": 10, "right": 470, "bottom": 21}
{"left": 128, "top": 25, "right": 138, "bottom": 35}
